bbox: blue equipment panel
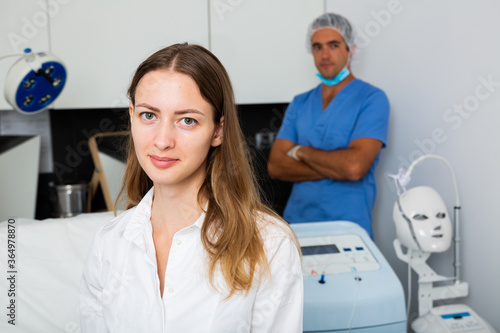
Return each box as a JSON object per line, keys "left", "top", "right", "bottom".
{"left": 291, "top": 221, "right": 407, "bottom": 333}
{"left": 15, "top": 60, "right": 67, "bottom": 114}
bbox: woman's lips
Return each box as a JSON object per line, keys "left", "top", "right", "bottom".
{"left": 149, "top": 155, "right": 179, "bottom": 168}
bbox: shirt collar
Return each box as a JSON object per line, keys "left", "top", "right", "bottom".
{"left": 123, "top": 187, "right": 207, "bottom": 241}
{"left": 193, "top": 207, "right": 206, "bottom": 229}
{"left": 123, "top": 187, "right": 154, "bottom": 242}
{"left": 175, "top": 202, "right": 207, "bottom": 235}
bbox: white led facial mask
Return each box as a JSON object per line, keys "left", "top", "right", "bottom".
{"left": 393, "top": 186, "right": 452, "bottom": 253}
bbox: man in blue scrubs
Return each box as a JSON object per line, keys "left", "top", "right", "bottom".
{"left": 268, "top": 13, "right": 389, "bottom": 238}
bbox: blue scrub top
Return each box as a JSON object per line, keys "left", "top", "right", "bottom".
{"left": 276, "top": 79, "right": 390, "bottom": 237}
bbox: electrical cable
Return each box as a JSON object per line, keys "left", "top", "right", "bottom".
{"left": 206, "top": 0, "right": 212, "bottom": 50}
{"left": 46, "top": 0, "right": 52, "bottom": 52}
{"left": 348, "top": 267, "right": 361, "bottom": 333}
{"left": 0, "top": 53, "right": 23, "bottom": 61}
{"left": 405, "top": 155, "right": 459, "bottom": 206}
{"left": 407, "top": 261, "right": 411, "bottom": 319}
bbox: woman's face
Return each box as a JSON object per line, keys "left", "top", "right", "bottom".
{"left": 129, "top": 69, "right": 223, "bottom": 190}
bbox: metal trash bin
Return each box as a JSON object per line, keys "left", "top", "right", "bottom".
{"left": 55, "top": 183, "right": 88, "bottom": 218}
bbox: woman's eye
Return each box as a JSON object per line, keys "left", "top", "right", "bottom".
{"left": 140, "top": 112, "right": 156, "bottom": 120}
{"left": 180, "top": 118, "right": 197, "bottom": 126}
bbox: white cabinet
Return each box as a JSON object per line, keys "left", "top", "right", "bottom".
{"left": 51, "top": 0, "right": 209, "bottom": 109}
{"left": 0, "top": 0, "right": 209, "bottom": 110}
{"left": 0, "top": 136, "right": 41, "bottom": 221}
{"left": 210, "top": 0, "right": 324, "bottom": 104}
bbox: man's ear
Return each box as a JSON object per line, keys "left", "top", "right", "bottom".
{"left": 211, "top": 116, "right": 224, "bottom": 147}
{"left": 348, "top": 45, "right": 356, "bottom": 59}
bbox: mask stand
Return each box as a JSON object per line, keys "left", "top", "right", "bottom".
{"left": 393, "top": 239, "right": 468, "bottom": 317}
{"left": 391, "top": 154, "right": 497, "bottom": 333}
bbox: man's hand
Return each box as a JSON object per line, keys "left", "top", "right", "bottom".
{"left": 268, "top": 138, "right": 383, "bottom": 182}
{"left": 268, "top": 139, "right": 324, "bottom": 182}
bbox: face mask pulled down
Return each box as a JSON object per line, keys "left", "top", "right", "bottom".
{"left": 316, "top": 66, "right": 350, "bottom": 86}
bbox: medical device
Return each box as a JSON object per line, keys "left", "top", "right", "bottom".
{"left": 1, "top": 48, "right": 67, "bottom": 114}
{"left": 1, "top": 0, "right": 67, "bottom": 114}
{"left": 390, "top": 154, "right": 497, "bottom": 333}
{"left": 291, "top": 221, "right": 406, "bottom": 332}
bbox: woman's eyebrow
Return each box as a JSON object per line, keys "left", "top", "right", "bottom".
{"left": 174, "top": 109, "right": 206, "bottom": 117}
{"left": 135, "top": 103, "right": 160, "bottom": 112}
{"left": 135, "top": 103, "right": 206, "bottom": 117}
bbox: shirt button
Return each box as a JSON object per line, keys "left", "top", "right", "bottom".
{"left": 168, "top": 288, "right": 174, "bottom": 293}
{"left": 176, "top": 239, "right": 182, "bottom": 246}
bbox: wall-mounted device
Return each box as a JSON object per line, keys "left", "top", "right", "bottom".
{"left": 1, "top": 48, "right": 67, "bottom": 114}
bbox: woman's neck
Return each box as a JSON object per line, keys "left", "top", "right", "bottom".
{"left": 151, "top": 182, "right": 206, "bottom": 234}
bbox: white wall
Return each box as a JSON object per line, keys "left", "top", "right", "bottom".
{"left": 210, "top": 0, "right": 323, "bottom": 104}
{"left": 327, "top": 0, "right": 500, "bottom": 330}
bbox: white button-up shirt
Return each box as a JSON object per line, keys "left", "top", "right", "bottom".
{"left": 80, "top": 188, "right": 303, "bottom": 332}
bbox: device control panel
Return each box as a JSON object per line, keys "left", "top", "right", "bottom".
{"left": 441, "top": 312, "right": 485, "bottom": 332}
{"left": 299, "top": 234, "right": 380, "bottom": 277}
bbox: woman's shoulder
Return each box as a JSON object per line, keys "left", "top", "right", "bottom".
{"left": 256, "top": 211, "right": 298, "bottom": 248}
{"left": 255, "top": 211, "right": 302, "bottom": 272}
{"left": 93, "top": 207, "right": 138, "bottom": 243}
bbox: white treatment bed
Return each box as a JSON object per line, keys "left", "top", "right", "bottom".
{"left": 0, "top": 212, "right": 115, "bottom": 332}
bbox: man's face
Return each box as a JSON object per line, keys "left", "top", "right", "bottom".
{"left": 311, "top": 29, "right": 350, "bottom": 79}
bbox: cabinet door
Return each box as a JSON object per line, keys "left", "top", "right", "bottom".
{"left": 47, "top": 0, "right": 208, "bottom": 109}
{"left": 210, "top": 0, "right": 324, "bottom": 104}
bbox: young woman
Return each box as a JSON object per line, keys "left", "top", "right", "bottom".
{"left": 79, "top": 43, "right": 303, "bottom": 332}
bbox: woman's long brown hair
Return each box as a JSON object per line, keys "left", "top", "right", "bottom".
{"left": 118, "top": 43, "right": 297, "bottom": 297}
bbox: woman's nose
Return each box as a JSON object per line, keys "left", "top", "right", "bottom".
{"left": 154, "top": 122, "right": 175, "bottom": 150}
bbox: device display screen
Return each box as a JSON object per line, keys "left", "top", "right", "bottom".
{"left": 301, "top": 244, "right": 340, "bottom": 256}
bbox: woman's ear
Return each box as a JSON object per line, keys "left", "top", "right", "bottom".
{"left": 129, "top": 103, "right": 134, "bottom": 118}
{"left": 211, "top": 116, "right": 224, "bottom": 147}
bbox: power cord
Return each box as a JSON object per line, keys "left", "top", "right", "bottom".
{"left": 407, "top": 261, "right": 412, "bottom": 319}
{"left": 348, "top": 267, "right": 362, "bottom": 332}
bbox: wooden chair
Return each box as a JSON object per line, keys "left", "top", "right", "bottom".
{"left": 88, "top": 131, "right": 128, "bottom": 211}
